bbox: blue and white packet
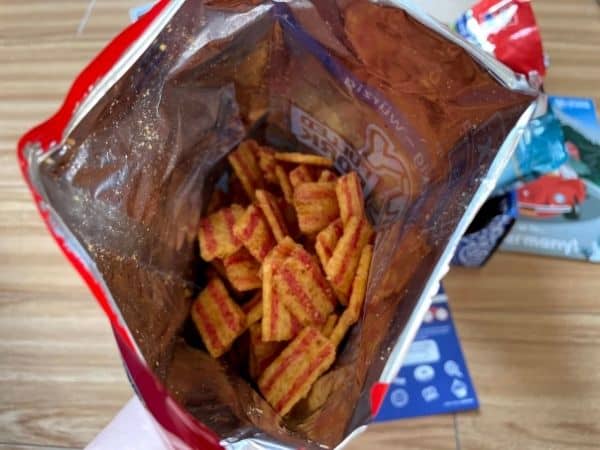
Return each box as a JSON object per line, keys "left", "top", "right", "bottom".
{"left": 375, "top": 287, "right": 479, "bottom": 422}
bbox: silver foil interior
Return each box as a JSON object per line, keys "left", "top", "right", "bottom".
{"left": 25, "top": 1, "right": 537, "bottom": 449}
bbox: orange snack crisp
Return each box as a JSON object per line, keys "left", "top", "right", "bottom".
{"left": 262, "top": 238, "right": 303, "bottom": 342}
{"left": 293, "top": 182, "right": 339, "bottom": 234}
{"left": 256, "top": 189, "right": 289, "bottom": 242}
{"left": 254, "top": 144, "right": 278, "bottom": 184}
{"left": 274, "top": 152, "right": 333, "bottom": 167}
{"left": 198, "top": 204, "right": 245, "bottom": 261}
{"left": 275, "top": 245, "right": 336, "bottom": 326}
{"left": 275, "top": 164, "right": 294, "bottom": 204}
{"left": 233, "top": 204, "right": 276, "bottom": 262}
{"left": 315, "top": 219, "right": 344, "bottom": 269}
{"left": 329, "top": 244, "right": 372, "bottom": 346}
{"left": 336, "top": 172, "right": 365, "bottom": 226}
{"left": 191, "top": 277, "right": 247, "bottom": 358}
{"left": 228, "top": 140, "right": 264, "bottom": 200}
{"left": 325, "top": 216, "right": 373, "bottom": 303}
{"left": 223, "top": 248, "right": 261, "bottom": 292}
{"left": 258, "top": 327, "right": 336, "bottom": 415}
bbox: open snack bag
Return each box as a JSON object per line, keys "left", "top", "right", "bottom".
{"left": 18, "top": 1, "right": 538, "bottom": 449}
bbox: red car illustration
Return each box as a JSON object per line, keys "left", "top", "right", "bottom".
{"left": 518, "top": 173, "right": 587, "bottom": 218}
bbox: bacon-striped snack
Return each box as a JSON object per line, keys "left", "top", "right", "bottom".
{"left": 315, "top": 219, "right": 344, "bottom": 269}
{"left": 262, "top": 238, "right": 303, "bottom": 342}
{"left": 258, "top": 327, "right": 336, "bottom": 416}
{"left": 223, "top": 248, "right": 261, "bottom": 292}
{"left": 346, "top": 244, "right": 372, "bottom": 319}
{"left": 328, "top": 312, "right": 353, "bottom": 347}
{"left": 261, "top": 237, "right": 298, "bottom": 277}
{"left": 256, "top": 190, "right": 289, "bottom": 243}
{"left": 274, "top": 164, "right": 294, "bottom": 204}
{"left": 249, "top": 323, "right": 285, "bottom": 380}
{"left": 293, "top": 182, "right": 340, "bottom": 234}
{"left": 275, "top": 245, "right": 336, "bottom": 326}
{"left": 274, "top": 152, "right": 333, "bottom": 168}
{"left": 321, "top": 314, "right": 338, "bottom": 338}
{"left": 336, "top": 172, "right": 365, "bottom": 226}
{"left": 191, "top": 277, "right": 247, "bottom": 358}
{"left": 233, "top": 204, "right": 276, "bottom": 262}
{"left": 318, "top": 169, "right": 337, "bottom": 183}
{"left": 328, "top": 244, "right": 372, "bottom": 346}
{"left": 228, "top": 141, "right": 264, "bottom": 201}
{"left": 242, "top": 291, "right": 263, "bottom": 327}
{"left": 289, "top": 165, "right": 313, "bottom": 188}
{"left": 199, "top": 204, "right": 245, "bottom": 261}
{"left": 325, "top": 216, "right": 373, "bottom": 303}
{"left": 254, "top": 145, "right": 278, "bottom": 184}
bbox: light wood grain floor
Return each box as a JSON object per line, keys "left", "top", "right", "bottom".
{"left": 1, "top": 1, "right": 599, "bottom": 449}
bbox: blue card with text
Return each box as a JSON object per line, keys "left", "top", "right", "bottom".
{"left": 375, "top": 287, "right": 478, "bottom": 421}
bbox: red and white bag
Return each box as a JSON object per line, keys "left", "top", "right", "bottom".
{"left": 18, "top": 1, "right": 537, "bottom": 449}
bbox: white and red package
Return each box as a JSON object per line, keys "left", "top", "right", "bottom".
{"left": 456, "top": 0, "right": 546, "bottom": 79}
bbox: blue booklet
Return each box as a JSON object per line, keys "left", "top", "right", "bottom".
{"left": 502, "top": 96, "right": 600, "bottom": 262}
{"left": 375, "top": 287, "right": 479, "bottom": 421}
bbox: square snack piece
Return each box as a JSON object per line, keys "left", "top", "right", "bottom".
{"left": 256, "top": 190, "right": 289, "bottom": 242}
{"left": 223, "top": 248, "right": 261, "bottom": 292}
{"left": 315, "top": 219, "right": 344, "bottom": 269}
{"left": 199, "top": 204, "right": 245, "bottom": 261}
{"left": 258, "top": 327, "right": 336, "bottom": 416}
{"left": 329, "top": 244, "right": 373, "bottom": 346}
{"left": 293, "top": 182, "right": 340, "bottom": 234}
{"left": 325, "top": 216, "right": 373, "bottom": 303}
{"left": 336, "top": 172, "right": 365, "bottom": 226}
{"left": 191, "top": 277, "right": 247, "bottom": 358}
{"left": 275, "top": 245, "right": 336, "bottom": 326}
{"left": 262, "top": 238, "right": 303, "bottom": 342}
{"left": 228, "top": 140, "right": 264, "bottom": 201}
{"left": 233, "top": 204, "right": 276, "bottom": 262}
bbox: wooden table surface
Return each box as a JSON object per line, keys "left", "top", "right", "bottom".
{"left": 1, "top": 1, "right": 599, "bottom": 449}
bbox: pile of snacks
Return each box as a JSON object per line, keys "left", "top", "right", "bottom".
{"left": 194, "top": 140, "right": 374, "bottom": 416}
